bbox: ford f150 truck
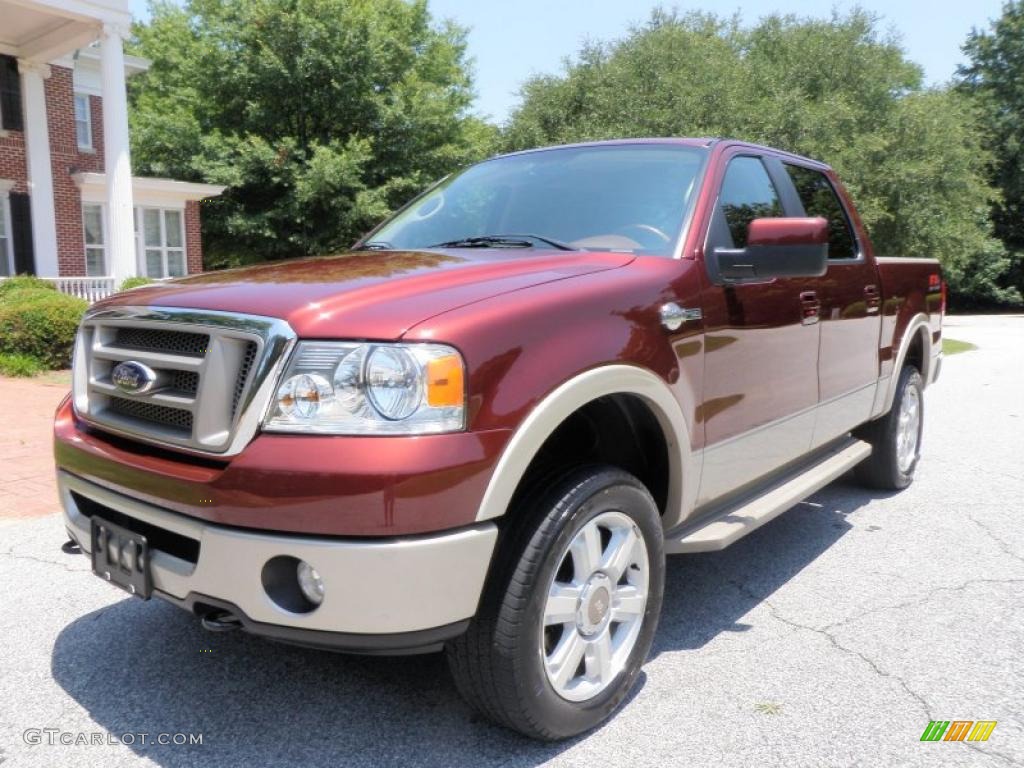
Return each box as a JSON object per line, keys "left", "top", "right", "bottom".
{"left": 55, "top": 138, "right": 943, "bottom": 740}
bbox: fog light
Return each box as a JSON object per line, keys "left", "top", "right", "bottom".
{"left": 296, "top": 561, "right": 324, "bottom": 605}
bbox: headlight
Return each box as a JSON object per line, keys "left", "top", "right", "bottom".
{"left": 262, "top": 342, "right": 465, "bottom": 434}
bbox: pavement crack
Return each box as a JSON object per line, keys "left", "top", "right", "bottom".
{"left": 963, "top": 741, "right": 1022, "bottom": 767}
{"left": 727, "top": 577, "right": 935, "bottom": 719}
{"left": 0, "top": 546, "right": 85, "bottom": 574}
{"left": 966, "top": 513, "right": 1024, "bottom": 566}
{"left": 822, "top": 577, "right": 1024, "bottom": 635}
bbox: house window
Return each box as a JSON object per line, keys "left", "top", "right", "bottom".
{"left": 139, "top": 208, "right": 186, "bottom": 277}
{"left": 83, "top": 203, "right": 106, "bottom": 276}
{"left": 74, "top": 93, "right": 92, "bottom": 149}
{"left": 0, "top": 195, "right": 13, "bottom": 276}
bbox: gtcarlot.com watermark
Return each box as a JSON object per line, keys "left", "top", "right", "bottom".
{"left": 23, "top": 728, "right": 203, "bottom": 747}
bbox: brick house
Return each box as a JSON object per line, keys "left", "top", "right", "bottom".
{"left": 1, "top": 0, "right": 223, "bottom": 300}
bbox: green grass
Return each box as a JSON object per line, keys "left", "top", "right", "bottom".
{"left": 943, "top": 338, "right": 977, "bottom": 356}
{"left": 0, "top": 352, "right": 44, "bottom": 377}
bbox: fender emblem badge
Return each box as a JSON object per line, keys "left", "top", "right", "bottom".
{"left": 659, "top": 303, "right": 702, "bottom": 331}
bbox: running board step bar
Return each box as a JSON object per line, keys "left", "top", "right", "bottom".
{"left": 665, "top": 438, "right": 872, "bottom": 554}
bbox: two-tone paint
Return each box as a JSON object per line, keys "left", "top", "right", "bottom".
{"left": 54, "top": 139, "right": 943, "bottom": 544}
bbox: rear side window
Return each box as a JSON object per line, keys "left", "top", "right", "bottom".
{"left": 717, "top": 156, "right": 783, "bottom": 248}
{"left": 783, "top": 164, "right": 858, "bottom": 259}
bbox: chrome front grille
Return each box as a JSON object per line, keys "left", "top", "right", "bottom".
{"left": 232, "top": 341, "right": 259, "bottom": 420}
{"left": 109, "top": 396, "right": 194, "bottom": 433}
{"left": 73, "top": 307, "right": 296, "bottom": 456}
{"left": 113, "top": 327, "right": 211, "bottom": 357}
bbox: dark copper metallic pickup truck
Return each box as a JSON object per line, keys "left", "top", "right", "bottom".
{"left": 55, "top": 138, "right": 944, "bottom": 739}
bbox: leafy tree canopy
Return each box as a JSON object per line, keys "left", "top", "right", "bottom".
{"left": 958, "top": 1, "right": 1024, "bottom": 296}
{"left": 505, "top": 9, "right": 1020, "bottom": 305}
{"left": 128, "top": 0, "right": 496, "bottom": 265}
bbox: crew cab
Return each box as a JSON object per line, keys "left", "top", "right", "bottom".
{"left": 55, "top": 138, "right": 944, "bottom": 740}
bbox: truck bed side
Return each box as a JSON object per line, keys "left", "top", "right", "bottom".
{"left": 873, "top": 256, "right": 944, "bottom": 414}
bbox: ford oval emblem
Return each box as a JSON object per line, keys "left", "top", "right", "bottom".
{"left": 111, "top": 361, "right": 157, "bottom": 394}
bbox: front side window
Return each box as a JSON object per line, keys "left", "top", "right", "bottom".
{"left": 366, "top": 145, "right": 708, "bottom": 257}
{"left": 783, "top": 164, "right": 858, "bottom": 259}
{"left": 140, "top": 208, "right": 186, "bottom": 277}
{"left": 74, "top": 94, "right": 92, "bottom": 149}
{"left": 83, "top": 203, "right": 105, "bottom": 276}
{"left": 716, "top": 156, "right": 784, "bottom": 248}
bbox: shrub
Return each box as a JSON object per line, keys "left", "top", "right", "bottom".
{"left": 0, "top": 352, "right": 43, "bottom": 377}
{"left": 0, "top": 275, "right": 57, "bottom": 301}
{"left": 0, "top": 290, "right": 87, "bottom": 368}
{"left": 119, "top": 276, "right": 155, "bottom": 291}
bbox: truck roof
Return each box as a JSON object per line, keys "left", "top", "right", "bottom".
{"left": 496, "top": 137, "right": 832, "bottom": 171}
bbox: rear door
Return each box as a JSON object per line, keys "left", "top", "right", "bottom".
{"left": 777, "top": 163, "right": 882, "bottom": 447}
{"left": 695, "top": 150, "right": 821, "bottom": 506}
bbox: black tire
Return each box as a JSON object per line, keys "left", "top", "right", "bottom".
{"left": 446, "top": 465, "right": 665, "bottom": 741}
{"left": 854, "top": 365, "right": 924, "bottom": 490}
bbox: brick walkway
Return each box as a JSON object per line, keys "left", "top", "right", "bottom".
{"left": 0, "top": 373, "right": 70, "bottom": 519}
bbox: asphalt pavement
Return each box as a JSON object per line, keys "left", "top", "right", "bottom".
{"left": 0, "top": 314, "right": 1021, "bottom": 767}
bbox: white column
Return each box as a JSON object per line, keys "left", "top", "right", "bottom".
{"left": 18, "top": 61, "right": 59, "bottom": 277}
{"left": 100, "top": 24, "right": 136, "bottom": 283}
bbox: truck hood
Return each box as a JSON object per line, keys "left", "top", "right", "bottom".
{"left": 95, "top": 249, "right": 634, "bottom": 338}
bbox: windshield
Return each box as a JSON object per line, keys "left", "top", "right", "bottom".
{"left": 364, "top": 144, "right": 707, "bottom": 257}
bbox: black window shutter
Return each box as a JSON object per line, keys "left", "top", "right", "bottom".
{"left": 0, "top": 55, "right": 23, "bottom": 132}
{"left": 9, "top": 192, "right": 35, "bottom": 275}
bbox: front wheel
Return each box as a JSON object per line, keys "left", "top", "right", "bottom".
{"left": 446, "top": 466, "right": 665, "bottom": 740}
{"left": 855, "top": 365, "right": 924, "bottom": 490}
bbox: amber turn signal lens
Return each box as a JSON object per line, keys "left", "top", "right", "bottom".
{"left": 426, "top": 354, "right": 464, "bottom": 407}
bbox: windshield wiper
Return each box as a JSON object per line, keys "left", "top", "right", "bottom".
{"left": 429, "top": 234, "right": 577, "bottom": 251}
{"left": 353, "top": 240, "right": 394, "bottom": 251}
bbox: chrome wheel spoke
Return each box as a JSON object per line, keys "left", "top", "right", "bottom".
{"left": 545, "top": 583, "right": 582, "bottom": 626}
{"left": 612, "top": 585, "right": 646, "bottom": 620}
{"left": 585, "top": 631, "right": 613, "bottom": 684}
{"left": 549, "top": 629, "right": 586, "bottom": 689}
{"left": 601, "top": 526, "right": 640, "bottom": 583}
{"left": 570, "top": 522, "right": 603, "bottom": 581}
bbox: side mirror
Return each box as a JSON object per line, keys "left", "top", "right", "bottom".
{"left": 713, "top": 217, "right": 829, "bottom": 281}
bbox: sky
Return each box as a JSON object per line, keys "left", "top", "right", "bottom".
{"left": 128, "top": 0, "right": 1007, "bottom": 123}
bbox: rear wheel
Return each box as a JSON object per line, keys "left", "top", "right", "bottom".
{"left": 855, "top": 365, "right": 924, "bottom": 490}
{"left": 446, "top": 465, "right": 664, "bottom": 740}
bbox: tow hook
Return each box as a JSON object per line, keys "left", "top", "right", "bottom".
{"left": 200, "top": 610, "right": 243, "bottom": 633}
{"left": 61, "top": 539, "right": 81, "bottom": 555}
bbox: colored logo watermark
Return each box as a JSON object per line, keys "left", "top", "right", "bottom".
{"left": 920, "top": 721, "right": 997, "bottom": 742}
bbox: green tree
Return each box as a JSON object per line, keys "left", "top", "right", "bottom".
{"left": 128, "top": 0, "right": 496, "bottom": 266}
{"left": 958, "top": 1, "right": 1024, "bottom": 297}
{"left": 506, "top": 9, "right": 1020, "bottom": 305}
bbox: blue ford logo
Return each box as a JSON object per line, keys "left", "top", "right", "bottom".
{"left": 111, "top": 361, "right": 157, "bottom": 394}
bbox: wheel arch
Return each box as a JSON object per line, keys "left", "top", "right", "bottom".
{"left": 474, "top": 364, "right": 695, "bottom": 530}
{"left": 876, "top": 312, "right": 933, "bottom": 417}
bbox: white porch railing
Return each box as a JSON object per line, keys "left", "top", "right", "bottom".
{"left": 0, "top": 276, "right": 118, "bottom": 303}
{"left": 45, "top": 276, "right": 118, "bottom": 302}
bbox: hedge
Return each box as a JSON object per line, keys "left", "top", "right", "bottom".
{"left": 0, "top": 352, "right": 44, "bottom": 377}
{"left": 0, "top": 275, "right": 57, "bottom": 302}
{"left": 0, "top": 284, "right": 87, "bottom": 369}
{"left": 119, "top": 276, "right": 155, "bottom": 291}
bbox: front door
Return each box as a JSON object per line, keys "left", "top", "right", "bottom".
{"left": 695, "top": 152, "right": 821, "bottom": 507}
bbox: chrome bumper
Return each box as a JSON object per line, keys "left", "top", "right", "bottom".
{"left": 58, "top": 471, "right": 497, "bottom": 637}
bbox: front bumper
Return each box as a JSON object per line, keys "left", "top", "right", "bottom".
{"left": 53, "top": 396, "right": 510, "bottom": 537}
{"left": 59, "top": 471, "right": 498, "bottom": 650}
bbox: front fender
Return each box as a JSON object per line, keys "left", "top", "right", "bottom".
{"left": 403, "top": 260, "right": 703, "bottom": 529}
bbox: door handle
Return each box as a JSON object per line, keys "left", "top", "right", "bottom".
{"left": 864, "top": 284, "right": 881, "bottom": 314}
{"left": 799, "top": 291, "right": 820, "bottom": 326}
